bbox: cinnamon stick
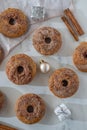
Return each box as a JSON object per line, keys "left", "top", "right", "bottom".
{"left": 64, "top": 8, "right": 84, "bottom": 36}
{"left": 61, "top": 16, "right": 79, "bottom": 41}
{"left": 0, "top": 124, "right": 17, "bottom": 130}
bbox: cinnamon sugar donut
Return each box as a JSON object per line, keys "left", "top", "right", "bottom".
{"left": 0, "top": 8, "right": 29, "bottom": 38}
{"left": 73, "top": 42, "right": 87, "bottom": 72}
{"left": 0, "top": 45, "right": 4, "bottom": 63}
{"left": 6, "top": 54, "right": 36, "bottom": 85}
{"left": 49, "top": 68, "right": 79, "bottom": 98}
{"left": 33, "top": 27, "right": 62, "bottom": 55}
{"left": 15, "top": 93, "right": 46, "bottom": 124}
{"left": 0, "top": 91, "right": 5, "bottom": 109}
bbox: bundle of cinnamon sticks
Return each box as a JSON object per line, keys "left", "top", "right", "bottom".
{"left": 0, "top": 123, "right": 17, "bottom": 130}
{"left": 61, "top": 8, "right": 84, "bottom": 41}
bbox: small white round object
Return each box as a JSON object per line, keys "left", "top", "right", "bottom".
{"left": 40, "top": 60, "right": 50, "bottom": 73}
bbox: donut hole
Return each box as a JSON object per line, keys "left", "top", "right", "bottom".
{"left": 9, "top": 18, "right": 16, "bottom": 25}
{"left": 17, "top": 66, "right": 24, "bottom": 74}
{"left": 83, "top": 52, "right": 87, "bottom": 58}
{"left": 45, "top": 37, "right": 51, "bottom": 44}
{"left": 62, "top": 80, "right": 68, "bottom": 87}
{"left": 27, "top": 105, "right": 34, "bottom": 113}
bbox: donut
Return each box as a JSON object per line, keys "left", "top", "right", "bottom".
{"left": 33, "top": 27, "right": 62, "bottom": 55}
{"left": 0, "top": 91, "right": 5, "bottom": 109}
{"left": 73, "top": 42, "right": 87, "bottom": 72}
{"left": 0, "top": 8, "right": 29, "bottom": 38}
{"left": 49, "top": 68, "right": 79, "bottom": 98}
{"left": 6, "top": 54, "right": 36, "bottom": 85}
{"left": 15, "top": 93, "right": 46, "bottom": 124}
{"left": 0, "top": 45, "right": 4, "bottom": 63}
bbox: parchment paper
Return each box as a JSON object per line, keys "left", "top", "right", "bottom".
{"left": 0, "top": 0, "right": 87, "bottom": 130}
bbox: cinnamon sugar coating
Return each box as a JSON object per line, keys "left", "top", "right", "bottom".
{"left": 73, "top": 42, "right": 87, "bottom": 72}
{"left": 0, "top": 45, "right": 4, "bottom": 63}
{"left": 6, "top": 54, "right": 36, "bottom": 85}
{"left": 49, "top": 68, "right": 79, "bottom": 98}
{"left": 33, "top": 27, "right": 62, "bottom": 55}
{"left": 15, "top": 93, "right": 46, "bottom": 124}
{"left": 0, "top": 8, "right": 29, "bottom": 38}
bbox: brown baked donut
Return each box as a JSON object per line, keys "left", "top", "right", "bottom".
{"left": 49, "top": 68, "right": 79, "bottom": 98}
{"left": 0, "top": 91, "right": 5, "bottom": 109}
{"left": 6, "top": 54, "right": 36, "bottom": 85}
{"left": 15, "top": 93, "right": 46, "bottom": 124}
{"left": 73, "top": 42, "right": 87, "bottom": 72}
{"left": 0, "top": 8, "right": 29, "bottom": 38}
{"left": 0, "top": 45, "right": 4, "bottom": 63}
{"left": 33, "top": 27, "right": 62, "bottom": 55}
